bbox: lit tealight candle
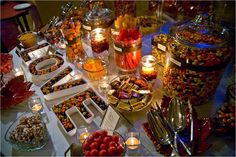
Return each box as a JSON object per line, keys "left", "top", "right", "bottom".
{"left": 90, "top": 28, "right": 109, "bottom": 54}
{"left": 14, "top": 68, "right": 24, "bottom": 76}
{"left": 94, "top": 28, "right": 105, "bottom": 42}
{"left": 58, "top": 41, "right": 66, "bottom": 49}
{"left": 31, "top": 103, "right": 43, "bottom": 113}
{"left": 79, "top": 132, "right": 90, "bottom": 143}
{"left": 140, "top": 55, "right": 157, "bottom": 81}
{"left": 126, "top": 137, "right": 140, "bottom": 150}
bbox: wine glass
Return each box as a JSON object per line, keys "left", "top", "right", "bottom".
{"left": 168, "top": 98, "right": 186, "bottom": 154}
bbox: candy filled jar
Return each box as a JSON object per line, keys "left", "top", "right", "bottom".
{"left": 163, "top": 13, "right": 232, "bottom": 105}
{"left": 112, "top": 28, "right": 142, "bottom": 73}
{"left": 61, "top": 19, "right": 85, "bottom": 63}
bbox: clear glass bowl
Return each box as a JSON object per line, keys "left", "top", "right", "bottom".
{"left": 82, "top": 130, "right": 127, "bottom": 156}
{"left": 4, "top": 112, "right": 49, "bottom": 151}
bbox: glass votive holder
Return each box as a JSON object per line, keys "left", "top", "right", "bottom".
{"left": 28, "top": 96, "right": 44, "bottom": 113}
{"left": 125, "top": 132, "right": 141, "bottom": 150}
{"left": 99, "top": 75, "right": 110, "bottom": 92}
{"left": 90, "top": 28, "right": 109, "bottom": 55}
{"left": 13, "top": 67, "right": 24, "bottom": 77}
{"left": 140, "top": 55, "right": 157, "bottom": 82}
{"left": 77, "top": 127, "right": 91, "bottom": 143}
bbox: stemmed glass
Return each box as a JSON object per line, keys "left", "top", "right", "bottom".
{"left": 168, "top": 98, "right": 186, "bottom": 155}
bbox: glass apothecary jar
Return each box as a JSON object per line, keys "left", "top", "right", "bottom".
{"left": 61, "top": 19, "right": 85, "bottom": 63}
{"left": 163, "top": 13, "right": 232, "bottom": 105}
{"left": 82, "top": 8, "right": 114, "bottom": 44}
{"left": 112, "top": 28, "right": 142, "bottom": 73}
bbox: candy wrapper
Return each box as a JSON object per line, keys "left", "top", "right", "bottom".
{"left": 0, "top": 75, "right": 34, "bottom": 109}
{"left": 143, "top": 95, "right": 212, "bottom": 156}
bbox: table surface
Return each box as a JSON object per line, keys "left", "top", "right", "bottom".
{"left": 1, "top": 23, "right": 235, "bottom": 156}
{"left": 0, "top": 1, "right": 29, "bottom": 20}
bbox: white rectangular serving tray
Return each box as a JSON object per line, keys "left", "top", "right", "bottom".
{"left": 51, "top": 87, "right": 108, "bottom": 136}
{"left": 40, "top": 66, "right": 88, "bottom": 101}
{"left": 19, "top": 41, "right": 50, "bottom": 67}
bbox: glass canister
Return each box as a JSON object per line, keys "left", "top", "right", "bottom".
{"left": 112, "top": 28, "right": 142, "bottom": 73}
{"left": 82, "top": 8, "right": 114, "bottom": 44}
{"left": 61, "top": 19, "right": 85, "bottom": 63}
{"left": 163, "top": 13, "right": 232, "bottom": 105}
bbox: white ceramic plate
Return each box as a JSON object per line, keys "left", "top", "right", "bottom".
{"left": 13, "top": 3, "right": 31, "bottom": 10}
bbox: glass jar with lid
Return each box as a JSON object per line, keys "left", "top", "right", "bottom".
{"left": 82, "top": 7, "right": 114, "bottom": 44}
{"left": 163, "top": 13, "right": 232, "bottom": 105}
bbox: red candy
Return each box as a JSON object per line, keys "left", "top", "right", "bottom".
{"left": 82, "top": 130, "right": 124, "bottom": 156}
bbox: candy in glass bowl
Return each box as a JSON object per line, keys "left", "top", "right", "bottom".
{"left": 82, "top": 130, "right": 126, "bottom": 156}
{"left": 4, "top": 112, "right": 49, "bottom": 151}
{"left": 107, "top": 75, "right": 152, "bottom": 112}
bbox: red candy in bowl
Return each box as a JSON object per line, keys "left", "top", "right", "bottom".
{"left": 82, "top": 130, "right": 126, "bottom": 156}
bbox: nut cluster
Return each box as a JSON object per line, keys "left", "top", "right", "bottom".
{"left": 9, "top": 115, "right": 45, "bottom": 144}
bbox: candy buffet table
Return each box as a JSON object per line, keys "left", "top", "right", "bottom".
{"left": 1, "top": 23, "right": 235, "bottom": 156}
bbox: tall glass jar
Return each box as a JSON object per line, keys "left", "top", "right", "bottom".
{"left": 163, "top": 13, "right": 232, "bottom": 105}
{"left": 61, "top": 19, "right": 85, "bottom": 63}
{"left": 112, "top": 28, "right": 142, "bottom": 73}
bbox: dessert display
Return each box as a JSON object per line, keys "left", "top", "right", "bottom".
{"left": 112, "top": 28, "right": 142, "bottom": 72}
{"left": 136, "top": 16, "right": 161, "bottom": 35}
{"left": 107, "top": 75, "right": 152, "bottom": 112}
{"left": 163, "top": 13, "right": 232, "bottom": 105}
{"left": 114, "top": 1, "right": 136, "bottom": 17}
{"left": 0, "top": 53, "right": 13, "bottom": 74}
{"left": 5, "top": 112, "right": 49, "bottom": 151}
{"left": 29, "top": 54, "right": 64, "bottom": 75}
{"left": 114, "top": 14, "right": 136, "bottom": 30}
{"left": 82, "top": 130, "right": 125, "bottom": 156}
{"left": 152, "top": 34, "right": 169, "bottom": 66}
{"left": 40, "top": 66, "right": 87, "bottom": 100}
{"left": 82, "top": 57, "right": 107, "bottom": 81}
{"left": 215, "top": 103, "right": 235, "bottom": 128}
{"left": 43, "top": 27, "right": 62, "bottom": 45}
{"left": 0, "top": 75, "right": 34, "bottom": 110}
{"left": 61, "top": 19, "right": 84, "bottom": 63}
{"left": 52, "top": 88, "right": 107, "bottom": 135}
{"left": 19, "top": 43, "right": 50, "bottom": 63}
{"left": 18, "top": 32, "right": 37, "bottom": 48}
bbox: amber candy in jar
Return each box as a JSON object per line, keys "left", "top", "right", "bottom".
{"left": 163, "top": 13, "right": 232, "bottom": 105}
{"left": 61, "top": 19, "right": 85, "bottom": 63}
